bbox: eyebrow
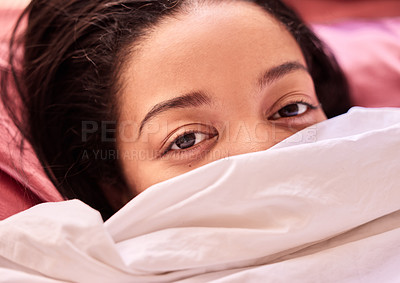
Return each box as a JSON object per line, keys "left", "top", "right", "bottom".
{"left": 138, "top": 61, "right": 308, "bottom": 136}
{"left": 257, "top": 61, "right": 308, "bottom": 90}
{"left": 139, "top": 91, "right": 211, "bottom": 135}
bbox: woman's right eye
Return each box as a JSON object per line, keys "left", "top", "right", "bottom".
{"left": 161, "top": 130, "right": 218, "bottom": 157}
{"left": 171, "top": 132, "right": 208, "bottom": 150}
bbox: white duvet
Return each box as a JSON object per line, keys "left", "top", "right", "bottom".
{"left": 0, "top": 107, "right": 400, "bottom": 282}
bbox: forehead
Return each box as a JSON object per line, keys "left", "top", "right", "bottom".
{"left": 120, "top": 1, "right": 306, "bottom": 119}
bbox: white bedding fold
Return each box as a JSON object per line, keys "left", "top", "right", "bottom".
{"left": 0, "top": 107, "right": 399, "bottom": 282}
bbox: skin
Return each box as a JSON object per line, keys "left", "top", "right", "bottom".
{"left": 117, "top": 2, "right": 327, "bottom": 194}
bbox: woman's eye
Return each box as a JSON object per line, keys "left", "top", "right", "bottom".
{"left": 170, "top": 132, "right": 210, "bottom": 150}
{"left": 270, "top": 102, "right": 312, "bottom": 120}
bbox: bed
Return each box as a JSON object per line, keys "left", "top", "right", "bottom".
{"left": 0, "top": 1, "right": 400, "bottom": 282}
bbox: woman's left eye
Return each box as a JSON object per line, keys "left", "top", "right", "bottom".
{"left": 170, "top": 132, "right": 210, "bottom": 150}
{"left": 270, "top": 102, "right": 314, "bottom": 120}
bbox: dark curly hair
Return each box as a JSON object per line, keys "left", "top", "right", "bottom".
{"left": 0, "top": 0, "right": 351, "bottom": 220}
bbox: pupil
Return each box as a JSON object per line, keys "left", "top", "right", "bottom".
{"left": 176, "top": 133, "right": 196, "bottom": 149}
{"left": 279, "top": 104, "right": 299, "bottom": 117}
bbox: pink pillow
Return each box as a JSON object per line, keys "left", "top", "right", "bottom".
{"left": 0, "top": 7, "right": 63, "bottom": 220}
{"left": 313, "top": 18, "right": 400, "bottom": 107}
{"left": 0, "top": 104, "right": 63, "bottom": 220}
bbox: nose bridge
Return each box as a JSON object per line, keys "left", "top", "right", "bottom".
{"left": 223, "top": 119, "right": 279, "bottom": 156}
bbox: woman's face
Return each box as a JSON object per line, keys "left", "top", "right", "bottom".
{"left": 117, "top": 2, "right": 326, "bottom": 193}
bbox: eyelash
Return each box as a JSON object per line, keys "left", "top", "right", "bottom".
{"left": 268, "top": 100, "right": 319, "bottom": 120}
{"left": 161, "top": 101, "right": 319, "bottom": 157}
{"left": 161, "top": 129, "right": 218, "bottom": 157}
